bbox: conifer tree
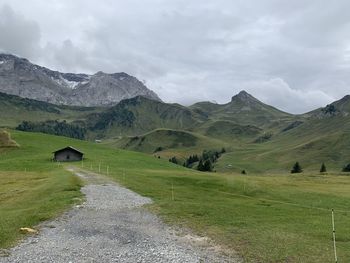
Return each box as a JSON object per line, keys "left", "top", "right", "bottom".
{"left": 169, "top": 157, "right": 178, "bottom": 164}
{"left": 342, "top": 163, "right": 350, "bottom": 172}
{"left": 203, "top": 160, "right": 213, "bottom": 172}
{"left": 320, "top": 163, "right": 327, "bottom": 173}
{"left": 291, "top": 162, "right": 302, "bottom": 173}
{"left": 197, "top": 159, "right": 205, "bottom": 171}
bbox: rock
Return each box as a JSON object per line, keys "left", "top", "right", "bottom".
{"left": 0, "top": 53, "right": 161, "bottom": 107}
{"left": 19, "top": 228, "right": 38, "bottom": 234}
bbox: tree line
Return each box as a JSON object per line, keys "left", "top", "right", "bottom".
{"left": 169, "top": 148, "right": 226, "bottom": 172}
{"left": 16, "top": 120, "right": 86, "bottom": 140}
{"left": 291, "top": 162, "right": 350, "bottom": 173}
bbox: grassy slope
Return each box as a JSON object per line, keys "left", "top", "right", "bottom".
{"left": 108, "top": 128, "right": 228, "bottom": 161}
{"left": 101, "top": 93, "right": 300, "bottom": 163}
{"left": 2, "top": 131, "right": 349, "bottom": 262}
{"left": 0, "top": 92, "right": 102, "bottom": 128}
{"left": 216, "top": 115, "right": 350, "bottom": 173}
{"left": 2, "top": 91, "right": 350, "bottom": 174}
{"left": 196, "top": 120, "right": 263, "bottom": 142}
{"left": 87, "top": 96, "right": 206, "bottom": 138}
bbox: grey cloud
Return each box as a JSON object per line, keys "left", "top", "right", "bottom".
{"left": 0, "top": 0, "right": 350, "bottom": 113}
{"left": 42, "top": 40, "right": 92, "bottom": 73}
{"left": 0, "top": 5, "right": 41, "bottom": 59}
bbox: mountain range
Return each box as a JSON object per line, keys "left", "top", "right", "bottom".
{"left": 1, "top": 53, "right": 350, "bottom": 173}
{"left": 0, "top": 53, "right": 160, "bottom": 106}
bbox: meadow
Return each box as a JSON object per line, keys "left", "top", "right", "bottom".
{"left": 1, "top": 130, "right": 350, "bottom": 262}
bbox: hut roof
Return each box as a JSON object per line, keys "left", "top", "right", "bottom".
{"left": 53, "top": 146, "right": 84, "bottom": 154}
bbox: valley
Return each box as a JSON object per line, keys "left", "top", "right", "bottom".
{"left": 1, "top": 88, "right": 350, "bottom": 174}
{"left": 1, "top": 54, "right": 350, "bottom": 262}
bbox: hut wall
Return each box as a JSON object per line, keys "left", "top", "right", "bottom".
{"left": 54, "top": 150, "right": 83, "bottom": 162}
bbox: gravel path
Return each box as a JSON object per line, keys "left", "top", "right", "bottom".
{"left": 0, "top": 168, "right": 239, "bottom": 263}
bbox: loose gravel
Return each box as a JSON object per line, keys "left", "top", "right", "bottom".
{"left": 0, "top": 169, "right": 240, "bottom": 263}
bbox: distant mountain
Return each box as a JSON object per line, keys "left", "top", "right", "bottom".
{"left": 0, "top": 53, "right": 161, "bottom": 107}
{"left": 191, "top": 90, "right": 292, "bottom": 127}
{"left": 3, "top": 86, "right": 350, "bottom": 172}
{"left": 86, "top": 96, "right": 206, "bottom": 137}
{"left": 306, "top": 95, "right": 350, "bottom": 118}
{"left": 0, "top": 90, "right": 294, "bottom": 138}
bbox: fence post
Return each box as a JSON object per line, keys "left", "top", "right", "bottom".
{"left": 332, "top": 209, "right": 338, "bottom": 263}
{"left": 171, "top": 182, "right": 174, "bottom": 201}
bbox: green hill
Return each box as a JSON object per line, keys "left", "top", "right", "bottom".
{"left": 86, "top": 96, "right": 207, "bottom": 138}
{"left": 2, "top": 90, "right": 350, "bottom": 174}
{"left": 191, "top": 91, "right": 292, "bottom": 127}
{"left": 0, "top": 92, "right": 102, "bottom": 128}
{"left": 304, "top": 94, "right": 350, "bottom": 118}
{"left": 216, "top": 112, "right": 350, "bottom": 173}
{"left": 197, "top": 120, "right": 262, "bottom": 142}
{"left": 107, "top": 128, "right": 227, "bottom": 161}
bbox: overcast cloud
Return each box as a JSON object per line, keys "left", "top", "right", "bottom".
{"left": 0, "top": 0, "right": 349, "bottom": 113}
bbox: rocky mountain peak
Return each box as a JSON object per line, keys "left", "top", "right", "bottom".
{"left": 0, "top": 53, "right": 161, "bottom": 106}
{"left": 324, "top": 94, "right": 350, "bottom": 116}
{"left": 0, "top": 53, "right": 26, "bottom": 62}
{"left": 231, "top": 90, "right": 260, "bottom": 104}
{"left": 308, "top": 94, "right": 350, "bottom": 119}
{"left": 337, "top": 94, "right": 350, "bottom": 104}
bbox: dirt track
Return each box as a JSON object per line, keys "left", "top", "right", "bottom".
{"left": 0, "top": 168, "right": 239, "bottom": 263}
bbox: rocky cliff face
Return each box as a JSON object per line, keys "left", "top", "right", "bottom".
{"left": 0, "top": 53, "right": 161, "bottom": 106}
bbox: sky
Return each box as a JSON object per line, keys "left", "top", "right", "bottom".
{"left": 0, "top": 0, "right": 349, "bottom": 113}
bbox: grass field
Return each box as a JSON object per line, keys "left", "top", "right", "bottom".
{"left": 1, "top": 130, "right": 350, "bottom": 262}
{"left": 0, "top": 132, "right": 83, "bottom": 248}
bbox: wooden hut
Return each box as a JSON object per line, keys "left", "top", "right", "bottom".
{"left": 53, "top": 146, "right": 83, "bottom": 162}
